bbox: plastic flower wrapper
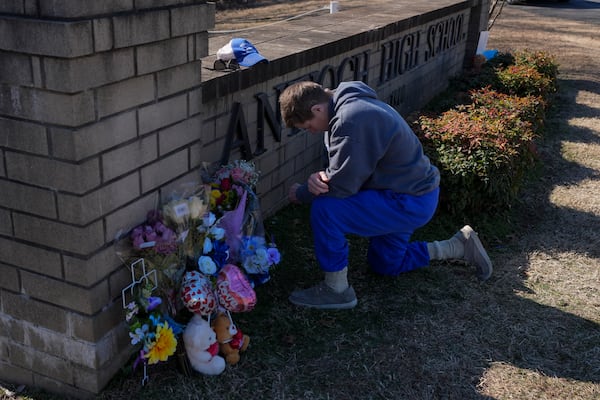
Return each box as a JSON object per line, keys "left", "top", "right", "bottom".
{"left": 202, "top": 160, "right": 260, "bottom": 219}
{"left": 161, "top": 184, "right": 210, "bottom": 258}
{"left": 115, "top": 210, "right": 184, "bottom": 317}
{"left": 217, "top": 190, "right": 247, "bottom": 261}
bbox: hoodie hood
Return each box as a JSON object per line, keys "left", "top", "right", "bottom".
{"left": 332, "top": 81, "right": 378, "bottom": 112}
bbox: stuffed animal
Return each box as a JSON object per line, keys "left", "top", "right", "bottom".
{"left": 211, "top": 312, "right": 250, "bottom": 365}
{"left": 183, "top": 314, "right": 226, "bottom": 375}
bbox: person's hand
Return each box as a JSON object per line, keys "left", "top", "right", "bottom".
{"left": 307, "top": 171, "right": 329, "bottom": 196}
{"left": 288, "top": 183, "right": 302, "bottom": 204}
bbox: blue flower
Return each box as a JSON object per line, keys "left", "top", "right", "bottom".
{"left": 198, "top": 255, "right": 217, "bottom": 275}
{"left": 149, "top": 313, "right": 162, "bottom": 328}
{"left": 163, "top": 316, "right": 185, "bottom": 335}
{"left": 130, "top": 324, "right": 149, "bottom": 345}
{"left": 212, "top": 240, "right": 230, "bottom": 268}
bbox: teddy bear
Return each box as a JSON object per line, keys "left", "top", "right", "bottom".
{"left": 183, "top": 314, "right": 226, "bottom": 375}
{"left": 211, "top": 312, "right": 250, "bottom": 365}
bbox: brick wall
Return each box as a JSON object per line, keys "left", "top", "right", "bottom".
{"left": 0, "top": 0, "right": 488, "bottom": 397}
{"left": 0, "top": 0, "right": 214, "bottom": 397}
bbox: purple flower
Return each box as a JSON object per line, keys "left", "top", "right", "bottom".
{"left": 146, "top": 210, "right": 162, "bottom": 225}
{"left": 267, "top": 247, "right": 281, "bottom": 265}
{"left": 144, "top": 226, "right": 157, "bottom": 242}
{"left": 146, "top": 296, "right": 162, "bottom": 311}
{"left": 132, "top": 235, "right": 144, "bottom": 250}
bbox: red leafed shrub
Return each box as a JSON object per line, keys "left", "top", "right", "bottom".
{"left": 412, "top": 50, "right": 558, "bottom": 216}
{"left": 496, "top": 64, "right": 555, "bottom": 99}
{"left": 416, "top": 95, "right": 538, "bottom": 215}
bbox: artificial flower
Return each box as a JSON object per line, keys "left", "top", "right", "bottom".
{"left": 203, "top": 237, "right": 213, "bottom": 254}
{"left": 145, "top": 322, "right": 177, "bottom": 365}
{"left": 240, "top": 236, "right": 281, "bottom": 282}
{"left": 125, "top": 301, "right": 139, "bottom": 322}
{"left": 267, "top": 247, "right": 281, "bottom": 265}
{"left": 211, "top": 240, "right": 230, "bottom": 268}
{"left": 130, "top": 324, "right": 149, "bottom": 345}
{"left": 188, "top": 195, "right": 208, "bottom": 220}
{"left": 146, "top": 296, "right": 162, "bottom": 311}
{"left": 210, "top": 225, "right": 225, "bottom": 240}
{"left": 198, "top": 255, "right": 217, "bottom": 275}
{"left": 203, "top": 212, "right": 216, "bottom": 228}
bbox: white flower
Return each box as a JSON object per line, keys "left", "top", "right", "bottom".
{"left": 255, "top": 248, "right": 269, "bottom": 266}
{"left": 198, "top": 256, "right": 217, "bottom": 275}
{"left": 188, "top": 196, "right": 207, "bottom": 220}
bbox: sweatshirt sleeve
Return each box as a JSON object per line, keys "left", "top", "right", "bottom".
{"left": 295, "top": 182, "right": 316, "bottom": 204}
{"left": 324, "top": 118, "right": 387, "bottom": 198}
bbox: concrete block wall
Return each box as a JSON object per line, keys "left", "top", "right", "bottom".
{"left": 0, "top": 0, "right": 487, "bottom": 397}
{"left": 199, "top": 1, "right": 479, "bottom": 217}
{"left": 0, "top": 0, "right": 214, "bottom": 397}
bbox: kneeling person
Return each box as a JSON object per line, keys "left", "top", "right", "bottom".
{"left": 279, "top": 80, "right": 493, "bottom": 310}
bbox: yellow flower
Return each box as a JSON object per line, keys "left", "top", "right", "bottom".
{"left": 145, "top": 322, "right": 177, "bottom": 365}
{"left": 210, "top": 189, "right": 221, "bottom": 208}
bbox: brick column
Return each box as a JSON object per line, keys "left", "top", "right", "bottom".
{"left": 464, "top": 0, "right": 491, "bottom": 67}
{"left": 0, "top": 0, "right": 213, "bottom": 396}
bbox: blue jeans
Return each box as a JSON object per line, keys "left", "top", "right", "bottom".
{"left": 310, "top": 187, "right": 439, "bottom": 276}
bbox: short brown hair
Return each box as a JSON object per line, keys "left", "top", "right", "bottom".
{"left": 279, "top": 81, "right": 330, "bottom": 127}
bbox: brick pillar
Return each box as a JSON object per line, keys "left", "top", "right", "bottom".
{"left": 0, "top": 0, "right": 214, "bottom": 396}
{"left": 464, "top": 0, "right": 491, "bottom": 67}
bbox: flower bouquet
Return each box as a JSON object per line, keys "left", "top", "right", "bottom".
{"left": 203, "top": 160, "right": 281, "bottom": 285}
{"left": 119, "top": 160, "right": 282, "bottom": 382}
{"left": 116, "top": 209, "right": 183, "bottom": 317}
{"left": 121, "top": 259, "right": 184, "bottom": 385}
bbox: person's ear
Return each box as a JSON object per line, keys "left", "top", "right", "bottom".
{"left": 310, "top": 103, "right": 325, "bottom": 115}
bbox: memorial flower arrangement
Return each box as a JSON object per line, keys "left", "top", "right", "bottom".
{"left": 209, "top": 159, "right": 260, "bottom": 217}
{"left": 118, "top": 160, "right": 281, "bottom": 382}
{"left": 124, "top": 279, "right": 182, "bottom": 370}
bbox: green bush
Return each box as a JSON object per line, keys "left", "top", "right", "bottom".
{"left": 496, "top": 64, "right": 555, "bottom": 99}
{"left": 513, "top": 49, "right": 559, "bottom": 83}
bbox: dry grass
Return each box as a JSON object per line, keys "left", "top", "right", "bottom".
{"left": 213, "top": 0, "right": 365, "bottom": 32}
{"left": 2, "top": 2, "right": 599, "bottom": 400}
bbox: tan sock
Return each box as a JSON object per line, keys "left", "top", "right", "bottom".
{"left": 325, "top": 267, "right": 349, "bottom": 293}
{"left": 427, "top": 236, "right": 465, "bottom": 260}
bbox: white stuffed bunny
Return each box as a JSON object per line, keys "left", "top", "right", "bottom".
{"left": 183, "top": 314, "right": 226, "bottom": 375}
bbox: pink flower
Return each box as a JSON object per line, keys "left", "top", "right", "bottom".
{"left": 230, "top": 167, "right": 245, "bottom": 182}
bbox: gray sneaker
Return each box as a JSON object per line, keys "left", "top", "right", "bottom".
{"left": 454, "top": 225, "right": 493, "bottom": 281}
{"left": 289, "top": 281, "right": 357, "bottom": 309}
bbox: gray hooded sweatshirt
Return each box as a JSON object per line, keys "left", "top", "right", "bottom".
{"left": 296, "top": 81, "right": 439, "bottom": 203}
